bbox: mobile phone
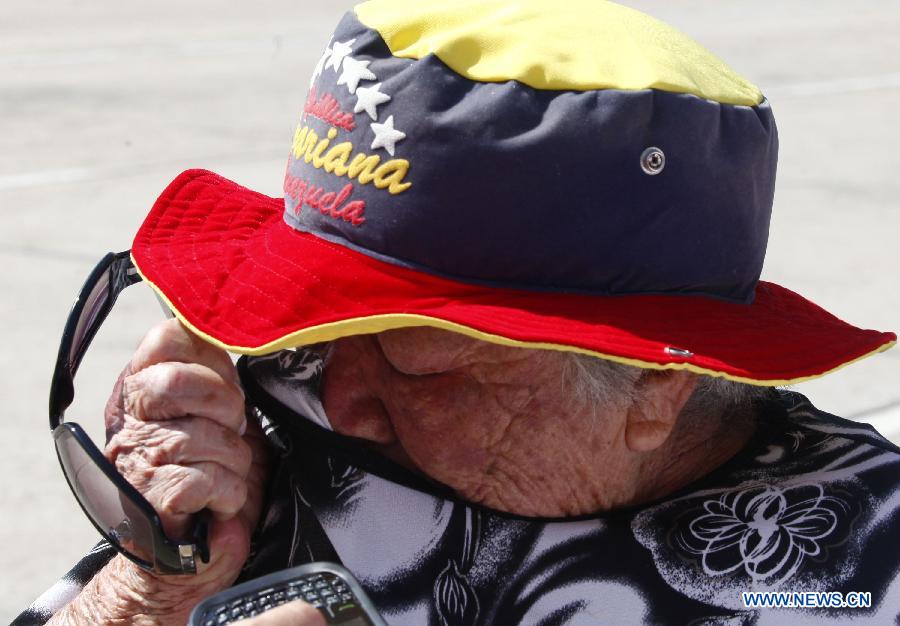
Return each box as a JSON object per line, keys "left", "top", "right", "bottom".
{"left": 188, "top": 562, "right": 388, "bottom": 626}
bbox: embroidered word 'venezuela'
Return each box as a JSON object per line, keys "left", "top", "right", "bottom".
{"left": 284, "top": 172, "right": 366, "bottom": 226}
{"left": 303, "top": 89, "right": 356, "bottom": 132}
{"left": 291, "top": 125, "right": 412, "bottom": 195}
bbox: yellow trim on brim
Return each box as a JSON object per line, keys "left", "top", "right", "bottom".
{"left": 134, "top": 256, "right": 895, "bottom": 388}
{"left": 355, "top": 0, "right": 763, "bottom": 106}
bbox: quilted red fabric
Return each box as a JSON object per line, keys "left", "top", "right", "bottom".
{"left": 132, "top": 170, "right": 896, "bottom": 384}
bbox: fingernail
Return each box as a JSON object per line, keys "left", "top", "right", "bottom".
{"left": 238, "top": 418, "right": 247, "bottom": 437}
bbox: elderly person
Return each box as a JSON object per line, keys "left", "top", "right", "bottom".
{"left": 15, "top": 0, "right": 899, "bottom": 625}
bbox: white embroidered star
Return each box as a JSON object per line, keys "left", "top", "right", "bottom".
{"left": 370, "top": 115, "right": 406, "bottom": 156}
{"left": 337, "top": 56, "right": 376, "bottom": 94}
{"left": 328, "top": 38, "right": 356, "bottom": 72}
{"left": 310, "top": 46, "right": 332, "bottom": 88}
{"left": 354, "top": 82, "right": 392, "bottom": 120}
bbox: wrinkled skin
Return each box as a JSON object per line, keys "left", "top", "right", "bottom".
{"left": 49, "top": 321, "right": 324, "bottom": 626}
{"left": 51, "top": 319, "right": 753, "bottom": 625}
{"left": 323, "top": 331, "right": 642, "bottom": 515}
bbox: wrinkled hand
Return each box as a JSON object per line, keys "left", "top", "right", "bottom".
{"left": 100, "top": 318, "right": 270, "bottom": 622}
{"left": 232, "top": 602, "right": 327, "bottom": 626}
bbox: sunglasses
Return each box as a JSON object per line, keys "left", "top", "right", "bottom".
{"left": 49, "top": 251, "right": 210, "bottom": 575}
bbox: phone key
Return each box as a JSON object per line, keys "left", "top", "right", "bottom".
{"left": 333, "top": 602, "right": 358, "bottom": 614}
{"left": 230, "top": 607, "right": 243, "bottom": 620}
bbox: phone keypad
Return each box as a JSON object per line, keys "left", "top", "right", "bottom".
{"left": 202, "top": 572, "right": 364, "bottom": 625}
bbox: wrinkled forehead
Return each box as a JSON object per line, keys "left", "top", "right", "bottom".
{"left": 372, "top": 326, "right": 560, "bottom": 373}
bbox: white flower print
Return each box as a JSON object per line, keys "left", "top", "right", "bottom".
{"left": 677, "top": 483, "right": 850, "bottom": 587}
{"left": 785, "top": 429, "right": 806, "bottom": 452}
{"left": 252, "top": 349, "right": 323, "bottom": 383}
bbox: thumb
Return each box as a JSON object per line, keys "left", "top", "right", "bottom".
{"left": 196, "top": 514, "right": 253, "bottom": 583}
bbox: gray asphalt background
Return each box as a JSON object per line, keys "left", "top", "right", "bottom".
{"left": 2, "top": 1, "right": 898, "bottom": 620}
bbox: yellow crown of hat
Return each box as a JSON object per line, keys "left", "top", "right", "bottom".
{"left": 356, "top": 0, "right": 763, "bottom": 105}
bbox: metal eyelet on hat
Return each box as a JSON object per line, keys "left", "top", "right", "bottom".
{"left": 665, "top": 346, "right": 694, "bottom": 358}
{"left": 640, "top": 146, "right": 666, "bottom": 175}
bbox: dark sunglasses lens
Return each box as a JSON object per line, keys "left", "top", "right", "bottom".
{"left": 55, "top": 427, "right": 156, "bottom": 567}
{"left": 68, "top": 271, "right": 111, "bottom": 367}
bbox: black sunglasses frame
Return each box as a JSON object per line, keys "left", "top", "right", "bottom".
{"left": 49, "top": 251, "right": 209, "bottom": 575}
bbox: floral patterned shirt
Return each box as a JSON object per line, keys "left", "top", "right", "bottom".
{"left": 14, "top": 350, "right": 900, "bottom": 625}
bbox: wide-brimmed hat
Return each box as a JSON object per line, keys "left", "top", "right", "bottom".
{"left": 131, "top": 0, "right": 894, "bottom": 385}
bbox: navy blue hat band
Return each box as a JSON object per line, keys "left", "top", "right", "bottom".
{"left": 282, "top": 13, "right": 778, "bottom": 303}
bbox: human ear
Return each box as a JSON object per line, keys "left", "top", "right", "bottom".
{"left": 624, "top": 370, "right": 698, "bottom": 452}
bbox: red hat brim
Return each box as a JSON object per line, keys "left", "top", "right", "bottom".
{"left": 131, "top": 170, "right": 896, "bottom": 385}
